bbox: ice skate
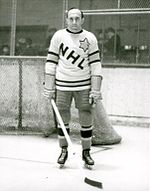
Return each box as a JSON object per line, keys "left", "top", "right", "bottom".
{"left": 57, "top": 147, "right": 68, "bottom": 168}
{"left": 82, "top": 149, "right": 94, "bottom": 169}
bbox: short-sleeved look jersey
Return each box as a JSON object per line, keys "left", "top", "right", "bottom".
{"left": 45, "top": 28, "right": 102, "bottom": 91}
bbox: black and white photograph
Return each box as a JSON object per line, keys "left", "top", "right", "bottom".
{"left": 0, "top": 0, "right": 149, "bottom": 190}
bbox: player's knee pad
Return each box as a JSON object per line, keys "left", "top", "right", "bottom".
{"left": 58, "top": 108, "right": 71, "bottom": 124}
{"left": 78, "top": 109, "right": 93, "bottom": 127}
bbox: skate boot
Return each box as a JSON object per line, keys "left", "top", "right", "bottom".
{"left": 57, "top": 147, "right": 68, "bottom": 168}
{"left": 82, "top": 149, "right": 94, "bottom": 169}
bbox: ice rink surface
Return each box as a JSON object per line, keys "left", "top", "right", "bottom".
{"left": 0, "top": 125, "right": 149, "bottom": 191}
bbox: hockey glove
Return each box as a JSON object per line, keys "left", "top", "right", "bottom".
{"left": 43, "top": 73, "right": 55, "bottom": 99}
{"left": 43, "top": 88, "right": 55, "bottom": 99}
{"left": 89, "top": 90, "right": 102, "bottom": 105}
{"left": 89, "top": 75, "right": 103, "bottom": 106}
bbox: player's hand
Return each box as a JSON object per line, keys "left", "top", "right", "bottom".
{"left": 43, "top": 88, "right": 55, "bottom": 99}
{"left": 89, "top": 90, "right": 102, "bottom": 106}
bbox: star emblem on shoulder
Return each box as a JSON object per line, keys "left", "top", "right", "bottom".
{"left": 79, "top": 38, "right": 90, "bottom": 52}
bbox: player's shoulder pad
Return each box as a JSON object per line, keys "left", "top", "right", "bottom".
{"left": 51, "top": 29, "right": 66, "bottom": 42}
{"left": 54, "top": 29, "right": 66, "bottom": 36}
{"left": 83, "top": 29, "right": 97, "bottom": 42}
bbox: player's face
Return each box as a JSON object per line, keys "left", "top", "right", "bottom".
{"left": 66, "top": 9, "right": 84, "bottom": 33}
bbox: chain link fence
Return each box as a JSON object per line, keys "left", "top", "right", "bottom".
{"left": 0, "top": 0, "right": 149, "bottom": 64}
{"left": 79, "top": 0, "right": 150, "bottom": 64}
{"left": 79, "top": 0, "right": 150, "bottom": 9}
{"left": 0, "top": 57, "right": 56, "bottom": 134}
{"left": 0, "top": 59, "right": 19, "bottom": 130}
{"left": 87, "top": 13, "right": 150, "bottom": 64}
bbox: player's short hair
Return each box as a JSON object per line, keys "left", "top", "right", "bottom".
{"left": 66, "top": 7, "right": 84, "bottom": 19}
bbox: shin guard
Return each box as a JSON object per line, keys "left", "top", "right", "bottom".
{"left": 58, "top": 124, "right": 70, "bottom": 148}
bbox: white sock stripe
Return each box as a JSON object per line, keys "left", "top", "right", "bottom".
{"left": 81, "top": 126, "right": 93, "bottom": 131}
{"left": 58, "top": 135, "right": 66, "bottom": 139}
{"left": 58, "top": 124, "right": 69, "bottom": 129}
{"left": 81, "top": 137, "right": 92, "bottom": 141}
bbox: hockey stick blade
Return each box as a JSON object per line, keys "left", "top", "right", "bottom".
{"left": 84, "top": 177, "right": 103, "bottom": 189}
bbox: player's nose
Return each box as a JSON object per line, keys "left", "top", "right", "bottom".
{"left": 72, "top": 19, "right": 77, "bottom": 24}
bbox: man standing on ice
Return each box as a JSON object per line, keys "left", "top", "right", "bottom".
{"left": 44, "top": 7, "right": 102, "bottom": 168}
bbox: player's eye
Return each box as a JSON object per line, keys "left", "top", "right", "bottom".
{"left": 75, "top": 18, "right": 79, "bottom": 22}
{"left": 69, "top": 17, "right": 80, "bottom": 23}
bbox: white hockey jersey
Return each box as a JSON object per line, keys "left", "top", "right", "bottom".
{"left": 45, "top": 28, "right": 102, "bottom": 91}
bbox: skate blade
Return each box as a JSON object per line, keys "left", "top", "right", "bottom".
{"left": 84, "top": 163, "right": 94, "bottom": 170}
{"left": 59, "top": 164, "right": 64, "bottom": 168}
{"left": 57, "top": 163, "right": 65, "bottom": 169}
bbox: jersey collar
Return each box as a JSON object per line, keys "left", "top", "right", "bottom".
{"left": 66, "top": 28, "right": 83, "bottom": 34}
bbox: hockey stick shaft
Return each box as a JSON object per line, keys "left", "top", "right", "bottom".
{"left": 51, "top": 99, "right": 73, "bottom": 148}
{"left": 51, "top": 99, "right": 103, "bottom": 189}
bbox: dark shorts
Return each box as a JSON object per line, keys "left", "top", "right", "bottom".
{"left": 56, "top": 89, "right": 91, "bottom": 110}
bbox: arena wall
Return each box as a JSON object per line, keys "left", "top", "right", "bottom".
{"left": 102, "top": 66, "right": 150, "bottom": 117}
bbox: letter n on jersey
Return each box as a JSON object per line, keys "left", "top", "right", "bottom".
{"left": 59, "top": 43, "right": 84, "bottom": 70}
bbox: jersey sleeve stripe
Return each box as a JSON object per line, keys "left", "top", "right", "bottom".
{"left": 89, "top": 59, "right": 101, "bottom": 65}
{"left": 46, "top": 60, "right": 58, "bottom": 64}
{"left": 89, "top": 50, "right": 99, "bottom": 57}
{"left": 45, "top": 73, "right": 55, "bottom": 76}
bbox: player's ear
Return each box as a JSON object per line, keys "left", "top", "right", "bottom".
{"left": 81, "top": 17, "right": 85, "bottom": 25}
{"left": 65, "top": 17, "right": 69, "bottom": 25}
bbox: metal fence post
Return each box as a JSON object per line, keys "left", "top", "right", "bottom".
{"left": 10, "top": 0, "right": 17, "bottom": 56}
{"left": 17, "top": 58, "right": 23, "bottom": 130}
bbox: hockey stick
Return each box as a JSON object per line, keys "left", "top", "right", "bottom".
{"left": 51, "top": 99, "right": 103, "bottom": 189}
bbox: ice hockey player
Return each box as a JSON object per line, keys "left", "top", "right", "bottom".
{"left": 44, "top": 7, "right": 102, "bottom": 168}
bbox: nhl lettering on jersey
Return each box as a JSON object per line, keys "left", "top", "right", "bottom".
{"left": 60, "top": 43, "right": 85, "bottom": 70}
